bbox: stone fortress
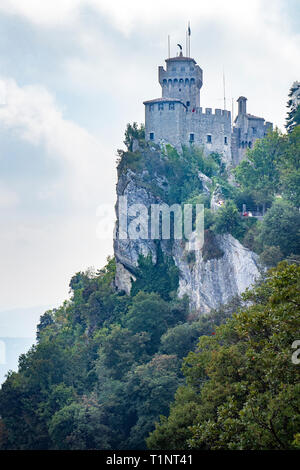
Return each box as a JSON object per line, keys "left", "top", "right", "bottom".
{"left": 144, "top": 49, "right": 272, "bottom": 166}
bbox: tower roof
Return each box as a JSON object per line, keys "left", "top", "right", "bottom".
{"left": 165, "top": 56, "right": 196, "bottom": 64}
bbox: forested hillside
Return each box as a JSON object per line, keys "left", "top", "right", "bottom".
{"left": 0, "top": 95, "right": 299, "bottom": 450}
{"left": 147, "top": 262, "right": 300, "bottom": 450}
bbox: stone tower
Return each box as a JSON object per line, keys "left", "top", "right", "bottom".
{"left": 231, "top": 96, "right": 273, "bottom": 165}
{"left": 158, "top": 51, "right": 203, "bottom": 108}
{"left": 144, "top": 52, "right": 232, "bottom": 164}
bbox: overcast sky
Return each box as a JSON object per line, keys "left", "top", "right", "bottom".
{"left": 0, "top": 0, "right": 299, "bottom": 333}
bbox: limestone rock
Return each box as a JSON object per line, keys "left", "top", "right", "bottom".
{"left": 114, "top": 150, "right": 260, "bottom": 315}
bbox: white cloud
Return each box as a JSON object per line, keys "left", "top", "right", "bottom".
{"left": 0, "top": 0, "right": 295, "bottom": 37}
{"left": 0, "top": 213, "right": 113, "bottom": 310}
{"left": 0, "top": 0, "right": 81, "bottom": 26}
{"left": 0, "top": 77, "right": 115, "bottom": 206}
{"left": 0, "top": 77, "right": 115, "bottom": 312}
{"left": 0, "top": 185, "right": 19, "bottom": 208}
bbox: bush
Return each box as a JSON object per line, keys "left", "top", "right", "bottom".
{"left": 213, "top": 200, "right": 245, "bottom": 240}
{"left": 259, "top": 199, "right": 300, "bottom": 256}
{"left": 259, "top": 246, "right": 284, "bottom": 267}
{"left": 202, "top": 230, "right": 224, "bottom": 262}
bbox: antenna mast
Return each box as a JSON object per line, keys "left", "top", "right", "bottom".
{"left": 168, "top": 35, "right": 170, "bottom": 58}
{"left": 223, "top": 70, "right": 226, "bottom": 110}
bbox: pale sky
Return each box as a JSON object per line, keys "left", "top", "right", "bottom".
{"left": 0, "top": 0, "right": 299, "bottom": 334}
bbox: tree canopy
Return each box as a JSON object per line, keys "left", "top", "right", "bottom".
{"left": 147, "top": 263, "right": 300, "bottom": 450}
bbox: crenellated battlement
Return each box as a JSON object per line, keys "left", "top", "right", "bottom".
{"left": 144, "top": 100, "right": 231, "bottom": 119}
{"left": 191, "top": 107, "right": 231, "bottom": 118}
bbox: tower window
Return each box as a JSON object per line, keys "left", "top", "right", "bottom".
{"left": 169, "top": 103, "right": 175, "bottom": 110}
{"left": 207, "top": 135, "right": 212, "bottom": 144}
{"left": 149, "top": 104, "right": 154, "bottom": 111}
{"left": 181, "top": 66, "right": 185, "bottom": 72}
{"left": 186, "top": 101, "right": 190, "bottom": 107}
{"left": 224, "top": 136, "right": 228, "bottom": 145}
{"left": 149, "top": 132, "right": 154, "bottom": 141}
{"left": 252, "top": 127, "right": 257, "bottom": 135}
{"left": 158, "top": 103, "right": 164, "bottom": 111}
{"left": 189, "top": 133, "right": 195, "bottom": 143}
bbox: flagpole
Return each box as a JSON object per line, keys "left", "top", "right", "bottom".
{"left": 168, "top": 35, "right": 170, "bottom": 58}
{"left": 188, "top": 21, "right": 191, "bottom": 57}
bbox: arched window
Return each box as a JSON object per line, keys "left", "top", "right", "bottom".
{"left": 185, "top": 78, "right": 189, "bottom": 86}
{"left": 163, "top": 79, "right": 167, "bottom": 86}
{"left": 190, "top": 78, "right": 195, "bottom": 85}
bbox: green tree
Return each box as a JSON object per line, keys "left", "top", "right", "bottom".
{"left": 147, "top": 263, "right": 300, "bottom": 450}
{"left": 277, "top": 127, "right": 300, "bottom": 207}
{"left": 131, "top": 246, "right": 179, "bottom": 301}
{"left": 125, "top": 354, "right": 183, "bottom": 449}
{"left": 124, "top": 122, "right": 145, "bottom": 151}
{"left": 48, "top": 399, "right": 111, "bottom": 449}
{"left": 213, "top": 200, "right": 244, "bottom": 239}
{"left": 259, "top": 199, "right": 300, "bottom": 256}
{"left": 96, "top": 325, "right": 150, "bottom": 379}
{"left": 159, "top": 323, "right": 202, "bottom": 359}
{"left": 259, "top": 245, "right": 284, "bottom": 267}
{"left": 286, "top": 82, "right": 300, "bottom": 133}
{"left": 124, "top": 292, "right": 184, "bottom": 354}
{"left": 234, "top": 131, "right": 283, "bottom": 213}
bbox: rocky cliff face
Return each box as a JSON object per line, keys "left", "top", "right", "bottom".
{"left": 114, "top": 146, "right": 260, "bottom": 314}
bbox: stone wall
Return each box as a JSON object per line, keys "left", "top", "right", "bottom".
{"left": 144, "top": 101, "right": 232, "bottom": 163}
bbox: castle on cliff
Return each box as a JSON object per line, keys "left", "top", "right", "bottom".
{"left": 144, "top": 50, "right": 272, "bottom": 166}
